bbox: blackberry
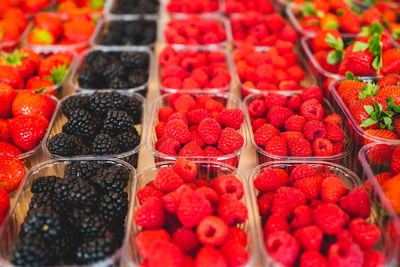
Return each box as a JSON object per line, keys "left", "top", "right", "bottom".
{"left": 48, "top": 133, "right": 81, "bottom": 156}
{"left": 11, "top": 234, "right": 54, "bottom": 266}
{"left": 62, "top": 95, "right": 88, "bottom": 118}
{"left": 120, "top": 52, "right": 149, "bottom": 69}
{"left": 108, "top": 76, "right": 130, "bottom": 89}
{"left": 77, "top": 68, "right": 98, "bottom": 88}
{"left": 93, "top": 134, "right": 120, "bottom": 155}
{"left": 79, "top": 213, "right": 107, "bottom": 238}
{"left": 53, "top": 178, "right": 98, "bottom": 207}
{"left": 89, "top": 91, "right": 127, "bottom": 116}
{"left": 108, "top": 21, "right": 125, "bottom": 33}
{"left": 103, "top": 110, "right": 134, "bottom": 135}
{"left": 128, "top": 73, "right": 147, "bottom": 88}
{"left": 125, "top": 96, "right": 143, "bottom": 124}
{"left": 62, "top": 109, "right": 98, "bottom": 139}
{"left": 101, "top": 31, "right": 123, "bottom": 45}
{"left": 65, "top": 161, "right": 105, "bottom": 181}
{"left": 75, "top": 236, "right": 116, "bottom": 264}
{"left": 103, "top": 63, "right": 127, "bottom": 80}
{"left": 68, "top": 206, "right": 95, "bottom": 226}
{"left": 99, "top": 191, "right": 128, "bottom": 226}
{"left": 86, "top": 51, "right": 110, "bottom": 74}
{"left": 29, "top": 193, "right": 63, "bottom": 214}
{"left": 123, "top": 21, "right": 142, "bottom": 38}
{"left": 115, "top": 129, "right": 140, "bottom": 152}
{"left": 31, "top": 176, "right": 61, "bottom": 194}
{"left": 90, "top": 168, "right": 128, "bottom": 193}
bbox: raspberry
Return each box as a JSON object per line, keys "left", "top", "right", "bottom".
{"left": 264, "top": 136, "right": 288, "bottom": 156}
{"left": 284, "top": 115, "right": 306, "bottom": 132}
{"left": 191, "top": 68, "right": 209, "bottom": 87}
{"left": 280, "top": 131, "right": 305, "bottom": 142}
{"left": 287, "top": 137, "right": 312, "bottom": 157}
{"left": 263, "top": 214, "right": 290, "bottom": 234}
{"left": 228, "top": 226, "right": 247, "bottom": 246}
{"left": 174, "top": 95, "right": 197, "bottom": 113}
{"left": 154, "top": 167, "right": 184, "bottom": 193}
{"left": 321, "top": 176, "right": 346, "bottom": 203}
{"left": 210, "top": 174, "right": 244, "bottom": 199}
{"left": 159, "top": 106, "right": 175, "bottom": 122}
{"left": 220, "top": 240, "right": 249, "bottom": 267}
{"left": 251, "top": 118, "right": 266, "bottom": 131}
{"left": 312, "top": 203, "right": 345, "bottom": 235}
{"left": 137, "top": 185, "right": 164, "bottom": 204}
{"left": 162, "top": 65, "right": 186, "bottom": 80}
{"left": 265, "top": 231, "right": 300, "bottom": 266}
{"left": 195, "top": 186, "right": 219, "bottom": 206}
{"left": 312, "top": 138, "right": 333, "bottom": 156}
{"left": 168, "top": 113, "right": 188, "bottom": 125}
{"left": 135, "top": 229, "right": 170, "bottom": 259}
{"left": 304, "top": 120, "right": 327, "bottom": 142}
{"left": 287, "top": 65, "right": 305, "bottom": 81}
{"left": 186, "top": 108, "right": 210, "bottom": 125}
{"left": 294, "top": 225, "right": 323, "bottom": 251}
{"left": 257, "top": 192, "right": 275, "bottom": 217}
{"left": 271, "top": 187, "right": 306, "bottom": 218}
{"left": 162, "top": 185, "right": 193, "bottom": 214}
{"left": 148, "top": 240, "right": 184, "bottom": 267}
{"left": 328, "top": 242, "right": 363, "bottom": 267}
{"left": 158, "top": 138, "right": 180, "bottom": 156}
{"left": 349, "top": 218, "right": 380, "bottom": 250}
{"left": 179, "top": 141, "right": 204, "bottom": 156}
{"left": 182, "top": 255, "right": 194, "bottom": 267}
{"left": 172, "top": 227, "right": 198, "bottom": 253}
{"left": 217, "top": 128, "right": 244, "bottom": 154}
{"left": 220, "top": 108, "right": 244, "bottom": 130}
{"left": 300, "top": 85, "right": 323, "bottom": 103}
{"left": 290, "top": 205, "right": 313, "bottom": 229}
{"left": 264, "top": 93, "right": 287, "bottom": 109}
{"left": 163, "top": 77, "right": 182, "bottom": 89}
{"left": 178, "top": 190, "right": 212, "bottom": 228}
{"left": 336, "top": 229, "right": 354, "bottom": 246}
{"left": 363, "top": 250, "right": 386, "bottom": 267}
{"left": 326, "top": 123, "right": 345, "bottom": 142}
{"left": 165, "top": 119, "right": 190, "bottom": 144}
{"left": 254, "top": 167, "right": 288, "bottom": 193}
{"left": 194, "top": 246, "right": 227, "bottom": 267}
{"left": 289, "top": 164, "right": 317, "bottom": 184}
{"left": 183, "top": 77, "right": 200, "bottom": 89}
{"left": 190, "top": 130, "right": 206, "bottom": 148}
{"left": 217, "top": 194, "right": 248, "bottom": 225}
{"left": 339, "top": 187, "right": 370, "bottom": 219}
{"left": 294, "top": 176, "right": 322, "bottom": 200}
{"left": 275, "top": 40, "right": 294, "bottom": 54}
{"left": 287, "top": 95, "right": 302, "bottom": 111}
{"left": 196, "top": 95, "right": 213, "bottom": 109}
{"left": 333, "top": 142, "right": 344, "bottom": 154}
{"left": 280, "top": 26, "right": 297, "bottom": 43}
{"left": 299, "top": 250, "right": 328, "bottom": 267}
{"left": 254, "top": 123, "right": 279, "bottom": 147}
{"left": 134, "top": 197, "right": 166, "bottom": 229}
{"left": 300, "top": 99, "right": 324, "bottom": 121}
{"left": 267, "top": 106, "right": 293, "bottom": 129}
{"left": 155, "top": 122, "right": 166, "bottom": 138}
{"left": 255, "top": 64, "right": 275, "bottom": 83}
{"left": 203, "top": 146, "right": 224, "bottom": 157}
{"left": 196, "top": 216, "right": 229, "bottom": 246}
{"left": 198, "top": 118, "right": 221, "bottom": 145}
{"left": 247, "top": 99, "right": 267, "bottom": 118}
{"left": 172, "top": 158, "right": 197, "bottom": 182}
{"left": 205, "top": 99, "right": 224, "bottom": 113}
{"left": 324, "top": 114, "right": 342, "bottom": 125}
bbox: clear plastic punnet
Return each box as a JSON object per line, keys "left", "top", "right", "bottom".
{"left": 0, "top": 157, "right": 136, "bottom": 267}
{"left": 123, "top": 160, "right": 262, "bottom": 266}
{"left": 248, "top": 160, "right": 400, "bottom": 267}
{"left": 42, "top": 91, "right": 146, "bottom": 168}
{"left": 104, "top": 0, "right": 160, "bottom": 18}
{"left": 147, "top": 91, "right": 247, "bottom": 168}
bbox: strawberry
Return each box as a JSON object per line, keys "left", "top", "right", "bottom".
{"left": 34, "top": 12, "right": 63, "bottom": 39}
{"left": 382, "top": 48, "right": 400, "bottom": 74}
{"left": 0, "top": 119, "right": 10, "bottom": 142}
{"left": 0, "top": 84, "right": 16, "bottom": 118}
{"left": 12, "top": 91, "right": 56, "bottom": 121}
{"left": 362, "top": 7, "right": 382, "bottom": 25}
{"left": 382, "top": 174, "right": 400, "bottom": 214}
{"left": 337, "top": 75, "right": 369, "bottom": 106}
{"left": 0, "top": 20, "right": 20, "bottom": 44}
{"left": 315, "top": 50, "right": 340, "bottom": 73}
{"left": 337, "top": 8, "right": 361, "bottom": 34}
{"left": 376, "top": 85, "right": 400, "bottom": 105}
{"left": 0, "top": 49, "right": 38, "bottom": 80}
{"left": 62, "top": 20, "right": 95, "bottom": 43}
{"left": 0, "top": 188, "right": 9, "bottom": 225}
{"left": 349, "top": 97, "right": 387, "bottom": 129}
{"left": 391, "top": 146, "right": 400, "bottom": 174}
{"left": 26, "top": 76, "right": 56, "bottom": 95}
{"left": 364, "top": 129, "right": 398, "bottom": 145}
{"left": 27, "top": 28, "right": 55, "bottom": 45}
{"left": 0, "top": 65, "right": 23, "bottom": 89}
{"left": 339, "top": 44, "right": 376, "bottom": 76}
{"left": 311, "top": 29, "right": 342, "bottom": 53}
{"left": 39, "top": 53, "right": 72, "bottom": 84}
{"left": 0, "top": 141, "right": 22, "bottom": 156}
{"left": 2, "top": 8, "right": 28, "bottom": 34}
{"left": 378, "top": 73, "right": 400, "bottom": 87}
{"left": 23, "top": 0, "right": 51, "bottom": 13}
{"left": 0, "top": 155, "right": 26, "bottom": 193}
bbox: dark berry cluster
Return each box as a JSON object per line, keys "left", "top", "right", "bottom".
{"left": 100, "top": 19, "right": 157, "bottom": 46}
{"left": 77, "top": 50, "right": 149, "bottom": 90}
{"left": 11, "top": 161, "right": 130, "bottom": 266}
{"left": 48, "top": 91, "right": 142, "bottom": 158}
{"left": 111, "top": 0, "right": 159, "bottom": 15}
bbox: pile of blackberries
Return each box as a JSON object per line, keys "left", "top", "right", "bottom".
{"left": 111, "top": 0, "right": 159, "bottom": 15}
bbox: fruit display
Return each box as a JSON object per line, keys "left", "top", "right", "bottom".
{"left": 166, "top": 0, "right": 220, "bottom": 15}
{"left": 250, "top": 161, "right": 396, "bottom": 266}
{"left": 56, "top": 0, "right": 105, "bottom": 19}
{"left": 0, "top": 8, "right": 29, "bottom": 52}
{"left": 0, "top": 155, "right": 26, "bottom": 193}
{"left": 150, "top": 92, "right": 246, "bottom": 167}
{"left": 130, "top": 159, "right": 255, "bottom": 267}
{"left": 159, "top": 46, "right": 232, "bottom": 93}
{"left": 0, "top": 0, "right": 51, "bottom": 15}
{"left": 72, "top": 49, "right": 150, "bottom": 92}
{"left": 164, "top": 17, "right": 229, "bottom": 47}
{"left": 0, "top": 159, "right": 133, "bottom": 266}
{"left": 107, "top": 0, "right": 159, "bottom": 15}
{"left": 225, "top": 0, "right": 276, "bottom": 15}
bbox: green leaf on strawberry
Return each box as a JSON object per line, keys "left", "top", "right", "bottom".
{"left": 361, "top": 98, "right": 400, "bottom": 130}
{"left": 90, "top": 0, "right": 104, "bottom": 9}
{"left": 0, "top": 30, "right": 3, "bottom": 42}
{"left": 302, "top": 3, "right": 317, "bottom": 16}
{"left": 353, "top": 42, "right": 368, "bottom": 52}
{"left": 345, "top": 71, "right": 360, "bottom": 81}
{"left": 358, "top": 81, "right": 380, "bottom": 99}
{"left": 326, "top": 33, "right": 344, "bottom": 64}
{"left": 44, "top": 64, "right": 67, "bottom": 84}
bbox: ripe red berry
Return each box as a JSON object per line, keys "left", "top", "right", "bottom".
{"left": 196, "top": 216, "right": 229, "bottom": 246}
{"left": 284, "top": 115, "right": 306, "bottom": 132}
{"left": 271, "top": 187, "right": 306, "bottom": 218}
{"left": 217, "top": 128, "right": 244, "bottom": 154}
{"left": 267, "top": 106, "right": 293, "bottom": 129}
{"left": 290, "top": 205, "right": 313, "bottom": 229}
{"left": 254, "top": 123, "right": 279, "bottom": 147}
{"left": 198, "top": 118, "right": 221, "bottom": 145}
{"left": 172, "top": 227, "right": 198, "bottom": 253}
{"left": 349, "top": 218, "right": 380, "bottom": 250}
{"left": 312, "top": 138, "right": 333, "bottom": 156}
{"left": 312, "top": 203, "right": 345, "bottom": 235}
{"left": 263, "top": 214, "right": 290, "bottom": 234}
{"left": 304, "top": 120, "right": 327, "bottom": 142}
{"left": 339, "top": 187, "right": 371, "bottom": 219}
{"left": 220, "top": 108, "right": 244, "bottom": 130}
{"left": 321, "top": 176, "right": 346, "bottom": 203}
{"left": 220, "top": 240, "right": 249, "bottom": 267}
{"left": 294, "top": 225, "right": 323, "bottom": 251}
{"left": 178, "top": 190, "right": 212, "bottom": 228}
{"left": 165, "top": 119, "right": 191, "bottom": 144}
{"left": 264, "top": 136, "right": 288, "bottom": 156}
{"left": 254, "top": 167, "right": 288, "bottom": 193}
{"left": 211, "top": 174, "right": 244, "bottom": 199}
{"left": 173, "top": 158, "right": 198, "bottom": 182}
{"left": 265, "top": 231, "right": 300, "bottom": 266}
{"left": 287, "top": 137, "right": 312, "bottom": 157}
{"left": 148, "top": 240, "right": 184, "bottom": 267}
{"left": 294, "top": 176, "right": 322, "bottom": 200}
{"left": 134, "top": 197, "right": 166, "bottom": 229}
{"left": 154, "top": 167, "right": 184, "bottom": 192}
{"left": 217, "top": 194, "right": 248, "bottom": 225}
{"left": 299, "top": 250, "right": 328, "bottom": 267}
{"left": 289, "top": 164, "right": 317, "bottom": 184}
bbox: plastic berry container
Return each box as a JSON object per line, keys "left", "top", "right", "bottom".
{"left": 123, "top": 160, "right": 261, "bottom": 266}
{"left": 104, "top": 0, "right": 160, "bottom": 18}
{"left": 243, "top": 92, "right": 354, "bottom": 168}
{"left": 0, "top": 157, "right": 136, "bottom": 267}
{"left": 69, "top": 46, "right": 153, "bottom": 96}
{"left": 91, "top": 17, "right": 158, "bottom": 49}
{"left": 147, "top": 91, "right": 247, "bottom": 168}
{"left": 248, "top": 160, "right": 399, "bottom": 266}
{"left": 42, "top": 91, "right": 146, "bottom": 168}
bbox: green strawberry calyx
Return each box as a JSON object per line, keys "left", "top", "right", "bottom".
{"left": 358, "top": 81, "right": 380, "bottom": 99}
{"left": 301, "top": 3, "right": 324, "bottom": 18}
{"left": 44, "top": 64, "right": 67, "bottom": 84}
{"left": 0, "top": 29, "right": 3, "bottom": 42}
{"left": 90, "top": 0, "right": 105, "bottom": 9}
{"left": 361, "top": 98, "right": 400, "bottom": 130}
{"left": 355, "top": 22, "right": 383, "bottom": 72}
{"left": 4, "top": 50, "right": 27, "bottom": 66}
{"left": 345, "top": 71, "right": 360, "bottom": 81}
{"left": 326, "top": 33, "right": 344, "bottom": 64}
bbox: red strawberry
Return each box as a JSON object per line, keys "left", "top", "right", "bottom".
{"left": 376, "top": 85, "right": 400, "bottom": 105}
{"left": 339, "top": 44, "right": 376, "bottom": 76}
{"left": 338, "top": 9, "right": 361, "bottom": 33}
{"left": 12, "top": 91, "right": 56, "bottom": 121}
{"left": 26, "top": 76, "right": 56, "bottom": 95}
{"left": 23, "top": 0, "right": 51, "bottom": 13}
{"left": 34, "top": 12, "right": 63, "bottom": 38}
{"left": 349, "top": 97, "right": 387, "bottom": 129}
{"left": 39, "top": 53, "right": 72, "bottom": 84}
{"left": 311, "top": 29, "right": 342, "bottom": 53}
{"left": 0, "top": 65, "right": 23, "bottom": 89}
{"left": 134, "top": 197, "right": 166, "bottom": 229}
{"left": 339, "top": 187, "right": 371, "bottom": 219}
{"left": 363, "top": 129, "right": 398, "bottom": 146}
{"left": 0, "top": 49, "right": 38, "bottom": 80}
{"left": 63, "top": 20, "right": 95, "bottom": 43}
{"left": 0, "top": 20, "right": 20, "bottom": 43}
{"left": 0, "top": 84, "right": 17, "bottom": 118}
{"left": 0, "top": 188, "right": 10, "bottom": 225}
{"left": 0, "top": 155, "right": 26, "bottom": 193}
{"left": 337, "top": 80, "right": 369, "bottom": 106}
{"left": 0, "top": 119, "right": 11, "bottom": 142}
{"left": 27, "top": 28, "right": 55, "bottom": 45}
{"left": 377, "top": 73, "right": 400, "bottom": 87}
{"left": 321, "top": 176, "right": 346, "bottom": 203}
{"left": 0, "top": 141, "right": 22, "bottom": 157}
{"left": 381, "top": 48, "right": 400, "bottom": 74}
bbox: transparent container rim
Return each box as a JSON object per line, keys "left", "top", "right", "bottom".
{"left": 104, "top": 0, "right": 160, "bottom": 18}
{"left": 0, "top": 156, "right": 137, "bottom": 267}
{"left": 146, "top": 90, "right": 248, "bottom": 161}
{"left": 243, "top": 92, "right": 354, "bottom": 161}
{"left": 41, "top": 90, "right": 147, "bottom": 160}
{"left": 68, "top": 46, "right": 154, "bottom": 93}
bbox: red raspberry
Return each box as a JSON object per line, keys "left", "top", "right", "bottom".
{"left": 300, "top": 85, "right": 323, "bottom": 103}
{"left": 182, "top": 77, "right": 200, "bottom": 89}
{"left": 267, "top": 106, "right": 293, "bottom": 129}
{"left": 148, "top": 240, "right": 184, "bottom": 267}
{"left": 304, "top": 120, "right": 327, "bottom": 142}
{"left": 363, "top": 250, "right": 386, "bottom": 267}
{"left": 254, "top": 167, "right": 288, "bottom": 193}
{"left": 220, "top": 108, "right": 244, "bottom": 130}
{"left": 265, "top": 231, "right": 300, "bottom": 266}
{"left": 289, "top": 164, "right": 317, "bottom": 184}
{"left": 158, "top": 138, "right": 180, "bottom": 156}
{"left": 196, "top": 216, "right": 229, "bottom": 246}
{"left": 165, "top": 119, "right": 190, "bottom": 144}
{"left": 339, "top": 187, "right": 371, "bottom": 219}
{"left": 326, "top": 123, "right": 345, "bottom": 142}
{"left": 328, "top": 242, "right": 363, "bottom": 267}
{"left": 287, "top": 65, "right": 305, "bottom": 81}
{"left": 159, "top": 106, "right": 175, "bottom": 122}
{"left": 321, "top": 176, "right": 346, "bottom": 203}
{"left": 257, "top": 192, "right": 275, "bottom": 217}
{"left": 220, "top": 240, "right": 249, "bottom": 267}
{"left": 264, "top": 214, "right": 290, "bottom": 234}
{"left": 284, "top": 115, "right": 306, "bottom": 132}
{"left": 163, "top": 77, "right": 182, "bottom": 89}
{"left": 198, "top": 118, "right": 221, "bottom": 145}
{"left": 194, "top": 246, "right": 227, "bottom": 267}
{"left": 336, "top": 229, "right": 354, "bottom": 246}
{"left": 173, "top": 158, "right": 197, "bottom": 182}
{"left": 168, "top": 113, "right": 188, "bottom": 125}
{"left": 264, "top": 93, "right": 287, "bottom": 109}
{"left": 280, "top": 25, "right": 297, "bottom": 43}
{"left": 291, "top": 205, "right": 313, "bottom": 229}
{"left": 211, "top": 174, "right": 244, "bottom": 199}
{"left": 287, "top": 95, "right": 302, "bottom": 111}
{"left": 283, "top": 53, "right": 298, "bottom": 66}
{"left": 312, "top": 203, "right": 345, "bottom": 235}
{"left": 349, "top": 218, "right": 380, "bottom": 250}
{"left": 134, "top": 197, "right": 165, "bottom": 229}
{"left": 275, "top": 40, "right": 294, "bottom": 54}
{"left": 280, "top": 131, "right": 305, "bottom": 142}
{"left": 271, "top": 187, "right": 306, "bottom": 218}
{"left": 172, "top": 227, "right": 198, "bottom": 253}
{"left": 279, "top": 80, "right": 299, "bottom": 90}
{"left": 186, "top": 108, "right": 210, "bottom": 125}
{"left": 196, "top": 186, "right": 219, "bottom": 206}
{"left": 178, "top": 190, "right": 212, "bottom": 228}
{"left": 287, "top": 137, "right": 312, "bottom": 157}
{"left": 255, "top": 64, "right": 275, "bottom": 83}
{"left": 135, "top": 229, "right": 170, "bottom": 259}
{"left": 300, "top": 99, "right": 324, "bottom": 121}
{"left": 203, "top": 146, "right": 224, "bottom": 157}
{"left": 155, "top": 122, "right": 166, "bottom": 138}
{"left": 294, "top": 225, "right": 323, "bottom": 251}
{"left": 190, "top": 130, "right": 206, "bottom": 148}
{"left": 205, "top": 99, "right": 224, "bottom": 113}
{"left": 217, "top": 194, "right": 248, "bottom": 225}
{"left": 254, "top": 123, "right": 279, "bottom": 147}
{"left": 154, "top": 166, "right": 184, "bottom": 192}
{"left": 195, "top": 95, "right": 213, "bottom": 109}
{"left": 251, "top": 118, "right": 266, "bottom": 131}
{"left": 299, "top": 250, "right": 328, "bottom": 267}
{"left": 191, "top": 68, "right": 209, "bottom": 87}
{"left": 162, "top": 65, "right": 186, "bottom": 80}
{"left": 294, "top": 176, "right": 322, "bottom": 200}
{"left": 217, "top": 128, "right": 244, "bottom": 154}
{"left": 162, "top": 185, "right": 193, "bottom": 214}
{"left": 264, "top": 136, "right": 288, "bottom": 156}
{"left": 179, "top": 141, "right": 205, "bottom": 156}
{"left": 174, "top": 95, "right": 196, "bottom": 112}
{"left": 324, "top": 114, "right": 342, "bottom": 125}
{"left": 265, "top": 13, "right": 285, "bottom": 32}
{"left": 247, "top": 98, "right": 267, "bottom": 118}
{"left": 228, "top": 226, "right": 247, "bottom": 246}
{"left": 137, "top": 185, "right": 164, "bottom": 204}
{"left": 312, "top": 138, "right": 333, "bottom": 156}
